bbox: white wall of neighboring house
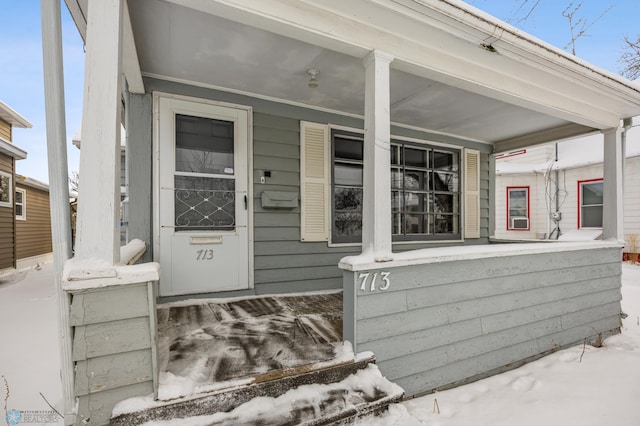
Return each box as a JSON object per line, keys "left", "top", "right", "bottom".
{"left": 495, "top": 126, "right": 640, "bottom": 245}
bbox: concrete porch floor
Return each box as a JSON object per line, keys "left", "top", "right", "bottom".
{"left": 156, "top": 291, "right": 343, "bottom": 400}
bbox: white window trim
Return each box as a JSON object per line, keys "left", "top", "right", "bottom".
{"left": 0, "top": 171, "right": 12, "bottom": 208}
{"left": 578, "top": 179, "right": 603, "bottom": 229}
{"left": 15, "top": 187, "right": 26, "bottom": 221}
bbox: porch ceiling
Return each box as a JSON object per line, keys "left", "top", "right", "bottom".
{"left": 68, "top": 0, "right": 640, "bottom": 151}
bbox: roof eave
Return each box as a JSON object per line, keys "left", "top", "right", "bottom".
{"left": 0, "top": 100, "right": 33, "bottom": 129}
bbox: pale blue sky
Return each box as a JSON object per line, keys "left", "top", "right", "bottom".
{"left": 0, "top": 0, "right": 637, "bottom": 183}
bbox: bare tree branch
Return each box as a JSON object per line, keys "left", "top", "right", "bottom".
{"left": 620, "top": 35, "right": 640, "bottom": 80}
{"left": 562, "top": 1, "right": 612, "bottom": 55}
{"left": 514, "top": 0, "right": 542, "bottom": 26}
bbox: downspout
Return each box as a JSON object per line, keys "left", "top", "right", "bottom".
{"left": 40, "top": 1, "right": 75, "bottom": 424}
{"left": 554, "top": 142, "right": 559, "bottom": 216}
{"left": 621, "top": 117, "right": 632, "bottom": 247}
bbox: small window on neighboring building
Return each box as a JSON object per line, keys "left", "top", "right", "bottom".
{"left": 507, "top": 186, "right": 529, "bottom": 230}
{"left": 0, "top": 171, "right": 12, "bottom": 208}
{"left": 579, "top": 179, "right": 603, "bottom": 228}
{"left": 15, "top": 188, "right": 26, "bottom": 220}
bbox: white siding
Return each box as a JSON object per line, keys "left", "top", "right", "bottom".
{"left": 624, "top": 156, "right": 640, "bottom": 237}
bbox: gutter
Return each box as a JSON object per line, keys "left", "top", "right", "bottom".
{"left": 432, "top": 0, "right": 640, "bottom": 96}
{"left": 0, "top": 137, "right": 27, "bottom": 160}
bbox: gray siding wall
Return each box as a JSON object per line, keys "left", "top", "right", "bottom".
{"left": 343, "top": 244, "right": 622, "bottom": 397}
{"left": 70, "top": 282, "right": 157, "bottom": 425}
{"left": 139, "top": 78, "right": 493, "bottom": 299}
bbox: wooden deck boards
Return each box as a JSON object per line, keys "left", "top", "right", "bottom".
{"left": 157, "top": 292, "right": 343, "bottom": 394}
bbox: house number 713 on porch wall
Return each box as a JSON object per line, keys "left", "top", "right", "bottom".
{"left": 359, "top": 271, "right": 391, "bottom": 292}
{"left": 196, "top": 249, "right": 214, "bottom": 260}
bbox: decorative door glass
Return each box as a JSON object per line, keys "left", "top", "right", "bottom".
{"left": 174, "top": 114, "right": 236, "bottom": 231}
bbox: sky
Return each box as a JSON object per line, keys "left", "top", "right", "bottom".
{"left": 0, "top": 0, "right": 639, "bottom": 184}
{"left": 0, "top": 0, "right": 84, "bottom": 184}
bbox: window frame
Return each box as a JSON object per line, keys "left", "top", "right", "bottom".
{"left": 0, "top": 171, "right": 12, "bottom": 208}
{"left": 330, "top": 128, "right": 462, "bottom": 244}
{"left": 578, "top": 178, "right": 603, "bottom": 229}
{"left": 15, "top": 187, "right": 26, "bottom": 220}
{"left": 506, "top": 186, "right": 530, "bottom": 231}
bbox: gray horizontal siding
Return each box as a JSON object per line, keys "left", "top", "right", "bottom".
{"left": 345, "top": 245, "right": 623, "bottom": 397}
{"left": 70, "top": 282, "right": 157, "bottom": 425}
{"left": 252, "top": 113, "right": 356, "bottom": 293}
{"left": 142, "top": 78, "right": 494, "bottom": 297}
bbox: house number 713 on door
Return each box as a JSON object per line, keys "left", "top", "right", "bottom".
{"left": 359, "top": 271, "right": 391, "bottom": 292}
{"left": 196, "top": 249, "right": 214, "bottom": 260}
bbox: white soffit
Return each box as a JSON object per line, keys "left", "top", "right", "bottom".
{"left": 0, "top": 100, "right": 32, "bottom": 129}
{"left": 74, "top": 0, "right": 640, "bottom": 146}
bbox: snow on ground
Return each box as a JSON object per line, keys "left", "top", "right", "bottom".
{"left": 357, "top": 262, "right": 640, "bottom": 426}
{"left": 1, "top": 262, "right": 639, "bottom": 425}
{"left": 0, "top": 263, "right": 64, "bottom": 425}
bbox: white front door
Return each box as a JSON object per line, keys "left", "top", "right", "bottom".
{"left": 157, "top": 96, "right": 249, "bottom": 296}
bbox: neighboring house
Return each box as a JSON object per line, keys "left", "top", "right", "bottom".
{"left": 0, "top": 100, "right": 30, "bottom": 274}
{"left": 495, "top": 126, "right": 640, "bottom": 250}
{"left": 15, "top": 175, "right": 53, "bottom": 269}
{"left": 47, "top": 1, "right": 640, "bottom": 424}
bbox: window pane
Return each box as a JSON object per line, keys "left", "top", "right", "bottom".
{"left": 334, "top": 187, "right": 362, "bottom": 211}
{"left": 405, "top": 214, "right": 429, "bottom": 234}
{"left": 334, "top": 163, "right": 363, "bottom": 186}
{"left": 405, "top": 193, "right": 429, "bottom": 213}
{"left": 509, "top": 208, "right": 526, "bottom": 218}
{"left": 404, "top": 171, "right": 429, "bottom": 191}
{"left": 0, "top": 175, "right": 10, "bottom": 203}
{"left": 433, "top": 150, "right": 458, "bottom": 172}
{"left": 174, "top": 176, "right": 235, "bottom": 231}
{"left": 434, "top": 193, "right": 457, "bottom": 214}
{"left": 15, "top": 191, "right": 22, "bottom": 203}
{"left": 175, "top": 114, "right": 234, "bottom": 174}
{"left": 582, "top": 206, "right": 603, "bottom": 227}
{"left": 508, "top": 189, "right": 528, "bottom": 221}
{"left": 391, "top": 145, "right": 401, "bottom": 165}
{"left": 392, "top": 212, "right": 403, "bottom": 235}
{"left": 391, "top": 191, "right": 403, "bottom": 212}
{"left": 391, "top": 169, "right": 403, "bottom": 190}
{"left": 404, "top": 147, "right": 428, "bottom": 168}
{"left": 433, "top": 172, "right": 458, "bottom": 192}
{"left": 15, "top": 205, "right": 23, "bottom": 216}
{"left": 334, "top": 212, "right": 362, "bottom": 238}
{"left": 582, "top": 182, "right": 603, "bottom": 205}
{"left": 433, "top": 214, "right": 458, "bottom": 234}
{"left": 334, "top": 137, "right": 363, "bottom": 161}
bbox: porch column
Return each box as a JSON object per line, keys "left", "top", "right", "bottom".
{"left": 40, "top": 1, "right": 74, "bottom": 423}
{"left": 74, "top": 0, "right": 123, "bottom": 266}
{"left": 602, "top": 127, "right": 624, "bottom": 242}
{"left": 362, "top": 50, "right": 394, "bottom": 260}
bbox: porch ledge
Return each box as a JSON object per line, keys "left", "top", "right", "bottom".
{"left": 63, "top": 261, "right": 160, "bottom": 293}
{"left": 338, "top": 241, "right": 623, "bottom": 272}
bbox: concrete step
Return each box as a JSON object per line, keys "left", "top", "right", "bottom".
{"left": 110, "top": 353, "right": 403, "bottom": 425}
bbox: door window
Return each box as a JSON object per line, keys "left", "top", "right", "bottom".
{"left": 174, "top": 114, "right": 236, "bottom": 232}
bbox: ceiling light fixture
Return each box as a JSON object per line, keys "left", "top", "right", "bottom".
{"left": 307, "top": 68, "right": 320, "bottom": 88}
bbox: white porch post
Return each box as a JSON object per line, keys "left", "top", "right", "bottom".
{"left": 40, "top": 1, "right": 75, "bottom": 423}
{"left": 362, "top": 50, "right": 394, "bottom": 260}
{"left": 74, "top": 0, "right": 123, "bottom": 266}
{"left": 602, "top": 127, "right": 624, "bottom": 242}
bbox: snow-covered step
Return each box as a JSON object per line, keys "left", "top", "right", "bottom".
{"left": 110, "top": 354, "right": 403, "bottom": 425}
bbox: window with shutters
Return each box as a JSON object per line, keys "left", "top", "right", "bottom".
{"left": 331, "top": 129, "right": 461, "bottom": 243}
